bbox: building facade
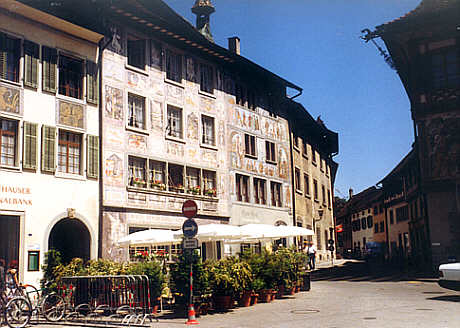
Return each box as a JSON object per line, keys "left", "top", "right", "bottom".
{"left": 368, "top": 0, "right": 460, "bottom": 268}
{"left": 0, "top": 0, "right": 101, "bottom": 285}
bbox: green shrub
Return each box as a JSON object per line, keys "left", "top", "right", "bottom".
{"left": 40, "top": 249, "right": 62, "bottom": 293}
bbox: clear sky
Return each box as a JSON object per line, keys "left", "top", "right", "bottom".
{"left": 164, "top": 0, "right": 422, "bottom": 199}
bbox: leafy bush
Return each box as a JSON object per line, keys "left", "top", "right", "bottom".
{"left": 40, "top": 249, "right": 62, "bottom": 293}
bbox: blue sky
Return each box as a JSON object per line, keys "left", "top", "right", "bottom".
{"left": 164, "top": 0, "right": 421, "bottom": 199}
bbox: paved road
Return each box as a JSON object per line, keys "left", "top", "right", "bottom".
{"left": 8, "top": 261, "right": 460, "bottom": 328}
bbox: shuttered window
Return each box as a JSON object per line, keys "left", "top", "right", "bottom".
{"left": 41, "top": 125, "right": 56, "bottom": 172}
{"left": 86, "top": 61, "right": 99, "bottom": 104}
{"left": 23, "top": 122, "right": 37, "bottom": 170}
{"left": 24, "top": 40, "right": 39, "bottom": 88}
{"left": 0, "top": 33, "right": 20, "bottom": 82}
{"left": 87, "top": 135, "right": 99, "bottom": 179}
{"left": 42, "top": 46, "right": 57, "bottom": 93}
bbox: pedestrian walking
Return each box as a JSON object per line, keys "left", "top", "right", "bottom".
{"left": 307, "top": 243, "right": 317, "bottom": 270}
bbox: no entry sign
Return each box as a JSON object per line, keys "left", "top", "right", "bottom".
{"left": 182, "top": 200, "right": 198, "bottom": 219}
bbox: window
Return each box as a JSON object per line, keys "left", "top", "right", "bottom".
{"left": 168, "top": 163, "right": 184, "bottom": 192}
{"left": 128, "top": 93, "right": 145, "bottom": 129}
{"left": 58, "top": 54, "right": 83, "bottom": 99}
{"left": 236, "top": 173, "right": 249, "bottom": 202}
{"left": 320, "top": 157, "right": 324, "bottom": 171}
{"left": 42, "top": 46, "right": 57, "bottom": 93}
{"left": 316, "top": 227, "right": 321, "bottom": 250}
{"left": 324, "top": 230, "right": 328, "bottom": 250}
{"left": 431, "top": 49, "right": 459, "bottom": 90}
{"left": 312, "top": 148, "right": 317, "bottom": 164}
{"left": 374, "top": 223, "right": 378, "bottom": 233}
{"left": 247, "top": 89, "right": 256, "bottom": 111}
{"left": 235, "top": 84, "right": 256, "bottom": 110}
{"left": 167, "top": 105, "right": 183, "bottom": 139}
{"left": 58, "top": 130, "right": 82, "bottom": 174}
{"left": 396, "top": 205, "right": 409, "bottom": 222}
{"left": 165, "top": 49, "right": 182, "bottom": 83}
{"left": 0, "top": 118, "right": 18, "bottom": 166}
{"left": 244, "top": 134, "right": 256, "bottom": 157}
{"left": 27, "top": 251, "right": 40, "bottom": 272}
{"left": 186, "top": 167, "right": 201, "bottom": 194}
{"left": 127, "top": 35, "right": 146, "bottom": 70}
{"left": 203, "top": 170, "right": 216, "bottom": 197}
{"left": 23, "top": 122, "right": 38, "bottom": 170}
{"left": 327, "top": 189, "right": 331, "bottom": 208}
{"left": 313, "top": 179, "right": 318, "bottom": 200}
{"left": 271, "top": 181, "right": 282, "bottom": 207}
{"left": 24, "top": 40, "right": 39, "bottom": 88}
{"left": 304, "top": 174, "right": 310, "bottom": 196}
{"left": 294, "top": 136, "right": 299, "bottom": 148}
{"left": 389, "top": 209, "right": 394, "bottom": 224}
{"left": 322, "top": 185, "right": 326, "bottom": 205}
{"left": 149, "top": 160, "right": 166, "bottom": 190}
{"left": 367, "top": 216, "right": 373, "bottom": 229}
{"left": 361, "top": 217, "right": 366, "bottom": 230}
{"left": 294, "top": 168, "right": 301, "bottom": 191}
{"left": 201, "top": 115, "right": 215, "bottom": 146}
{"left": 0, "top": 33, "right": 20, "bottom": 82}
{"left": 200, "top": 63, "right": 214, "bottom": 94}
{"left": 302, "top": 140, "right": 308, "bottom": 158}
{"left": 265, "top": 141, "right": 276, "bottom": 163}
{"left": 253, "top": 178, "right": 266, "bottom": 205}
{"left": 379, "top": 221, "right": 384, "bottom": 233}
{"left": 128, "top": 156, "right": 147, "bottom": 187}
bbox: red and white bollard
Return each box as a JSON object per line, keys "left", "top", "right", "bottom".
{"left": 186, "top": 303, "right": 199, "bottom": 325}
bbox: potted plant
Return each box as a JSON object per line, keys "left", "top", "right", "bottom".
{"left": 188, "top": 185, "right": 201, "bottom": 195}
{"left": 204, "top": 188, "right": 217, "bottom": 197}
{"left": 206, "top": 259, "right": 235, "bottom": 311}
{"left": 151, "top": 180, "right": 166, "bottom": 191}
{"left": 132, "top": 177, "right": 146, "bottom": 188}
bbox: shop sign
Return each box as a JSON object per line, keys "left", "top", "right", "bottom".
{"left": 0, "top": 184, "right": 33, "bottom": 206}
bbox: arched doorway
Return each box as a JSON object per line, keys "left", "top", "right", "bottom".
{"left": 48, "top": 218, "right": 90, "bottom": 264}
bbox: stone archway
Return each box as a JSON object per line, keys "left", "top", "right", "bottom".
{"left": 48, "top": 218, "right": 91, "bottom": 264}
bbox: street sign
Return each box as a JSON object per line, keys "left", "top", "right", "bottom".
{"left": 183, "top": 238, "right": 199, "bottom": 249}
{"left": 182, "top": 218, "right": 198, "bottom": 238}
{"left": 182, "top": 200, "right": 198, "bottom": 219}
{"left": 328, "top": 239, "right": 334, "bottom": 245}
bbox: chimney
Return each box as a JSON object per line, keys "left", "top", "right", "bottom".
{"left": 228, "top": 37, "right": 240, "bottom": 55}
{"left": 349, "top": 188, "right": 353, "bottom": 199}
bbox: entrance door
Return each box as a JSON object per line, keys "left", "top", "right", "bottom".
{"left": 0, "top": 215, "right": 20, "bottom": 268}
{"left": 48, "top": 218, "right": 90, "bottom": 264}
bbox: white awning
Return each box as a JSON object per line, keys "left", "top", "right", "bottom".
{"left": 117, "top": 229, "right": 181, "bottom": 246}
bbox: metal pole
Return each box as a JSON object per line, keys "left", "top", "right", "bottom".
{"left": 189, "top": 250, "right": 193, "bottom": 307}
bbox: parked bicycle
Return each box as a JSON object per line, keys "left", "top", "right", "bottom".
{"left": 19, "top": 284, "right": 65, "bottom": 322}
{"left": 1, "top": 290, "right": 31, "bottom": 328}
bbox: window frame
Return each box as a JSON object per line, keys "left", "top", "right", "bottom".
{"left": 430, "top": 47, "right": 459, "bottom": 90}
{"left": 166, "top": 105, "right": 183, "bottom": 140}
{"left": 253, "top": 177, "right": 266, "bottom": 205}
{"left": 270, "top": 181, "right": 282, "bottom": 207}
{"left": 304, "top": 174, "right": 310, "bottom": 197}
{"left": 58, "top": 53, "right": 84, "bottom": 100}
{"left": 294, "top": 167, "right": 301, "bottom": 192}
{"left": 0, "top": 32, "right": 21, "bottom": 84}
{"left": 199, "top": 62, "right": 215, "bottom": 95}
{"left": 0, "top": 117, "right": 19, "bottom": 168}
{"left": 165, "top": 48, "right": 183, "bottom": 84}
{"left": 313, "top": 179, "right": 319, "bottom": 201}
{"left": 302, "top": 140, "right": 308, "bottom": 159}
{"left": 244, "top": 133, "right": 257, "bottom": 158}
{"left": 127, "top": 92, "right": 147, "bottom": 131}
{"left": 126, "top": 34, "right": 147, "bottom": 71}
{"left": 57, "top": 129, "right": 83, "bottom": 175}
{"left": 265, "top": 140, "right": 276, "bottom": 163}
{"left": 236, "top": 173, "right": 250, "bottom": 202}
{"left": 201, "top": 114, "right": 215, "bottom": 147}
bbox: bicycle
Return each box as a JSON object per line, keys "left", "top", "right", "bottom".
{"left": 1, "top": 290, "right": 31, "bottom": 328}
{"left": 19, "top": 284, "right": 65, "bottom": 323}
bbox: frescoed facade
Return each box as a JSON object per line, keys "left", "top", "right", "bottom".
{"left": 0, "top": 0, "right": 101, "bottom": 285}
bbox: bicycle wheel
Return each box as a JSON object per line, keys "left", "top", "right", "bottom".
{"left": 4, "top": 297, "right": 31, "bottom": 328}
{"left": 42, "top": 293, "right": 65, "bottom": 322}
{"left": 21, "top": 284, "right": 40, "bottom": 309}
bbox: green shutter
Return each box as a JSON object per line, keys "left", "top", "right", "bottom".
{"left": 24, "top": 40, "right": 39, "bottom": 88}
{"left": 42, "top": 46, "right": 57, "bottom": 93}
{"left": 41, "top": 125, "right": 56, "bottom": 173}
{"left": 0, "top": 33, "right": 7, "bottom": 80}
{"left": 87, "top": 135, "right": 99, "bottom": 179}
{"left": 86, "top": 61, "right": 99, "bottom": 104}
{"left": 23, "top": 122, "right": 38, "bottom": 170}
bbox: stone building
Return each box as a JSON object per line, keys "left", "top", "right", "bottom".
{"left": 366, "top": 0, "right": 460, "bottom": 268}
{"left": 0, "top": 0, "right": 101, "bottom": 285}
{"left": 289, "top": 101, "right": 338, "bottom": 261}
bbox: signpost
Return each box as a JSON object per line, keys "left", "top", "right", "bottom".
{"left": 182, "top": 200, "right": 199, "bottom": 325}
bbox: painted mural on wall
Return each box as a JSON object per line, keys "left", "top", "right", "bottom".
{"left": 261, "top": 117, "right": 287, "bottom": 142}
{"left": 425, "top": 116, "right": 460, "bottom": 178}
{"left": 104, "top": 126, "right": 124, "bottom": 148}
{"left": 201, "top": 149, "right": 218, "bottom": 167}
{"left": 166, "top": 141, "right": 185, "bottom": 158}
{"left": 278, "top": 146, "right": 289, "bottom": 179}
{"left": 103, "top": 59, "right": 124, "bottom": 82}
{"left": 102, "top": 211, "right": 126, "bottom": 261}
{"left": 230, "top": 132, "right": 244, "bottom": 169}
{"left": 127, "top": 71, "right": 149, "bottom": 91}
{"left": 127, "top": 134, "right": 147, "bottom": 153}
{"left": 150, "top": 100, "right": 163, "bottom": 132}
{"left": 0, "top": 84, "right": 21, "bottom": 115}
{"left": 150, "top": 41, "right": 162, "bottom": 68}
{"left": 104, "top": 152, "right": 124, "bottom": 187}
{"left": 166, "top": 84, "right": 184, "bottom": 105}
{"left": 200, "top": 97, "right": 215, "bottom": 114}
{"left": 58, "top": 100, "right": 85, "bottom": 129}
{"left": 218, "top": 120, "right": 225, "bottom": 147}
{"left": 233, "top": 107, "right": 260, "bottom": 131}
{"left": 187, "top": 112, "right": 199, "bottom": 140}
{"left": 105, "top": 85, "right": 123, "bottom": 121}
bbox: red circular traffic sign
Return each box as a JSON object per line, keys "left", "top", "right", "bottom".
{"left": 182, "top": 200, "right": 198, "bottom": 219}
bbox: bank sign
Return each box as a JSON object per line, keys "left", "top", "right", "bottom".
{"left": 0, "top": 184, "right": 33, "bottom": 207}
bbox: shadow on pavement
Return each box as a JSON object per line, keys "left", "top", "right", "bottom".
{"left": 310, "top": 260, "right": 437, "bottom": 283}
{"left": 427, "top": 295, "right": 460, "bottom": 303}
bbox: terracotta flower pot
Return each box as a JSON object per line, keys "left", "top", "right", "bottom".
{"left": 258, "top": 289, "right": 272, "bottom": 303}
{"left": 250, "top": 293, "right": 258, "bottom": 305}
{"left": 213, "top": 295, "right": 233, "bottom": 311}
{"left": 238, "top": 290, "right": 252, "bottom": 307}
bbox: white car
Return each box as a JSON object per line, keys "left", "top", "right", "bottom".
{"left": 438, "top": 262, "right": 460, "bottom": 291}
